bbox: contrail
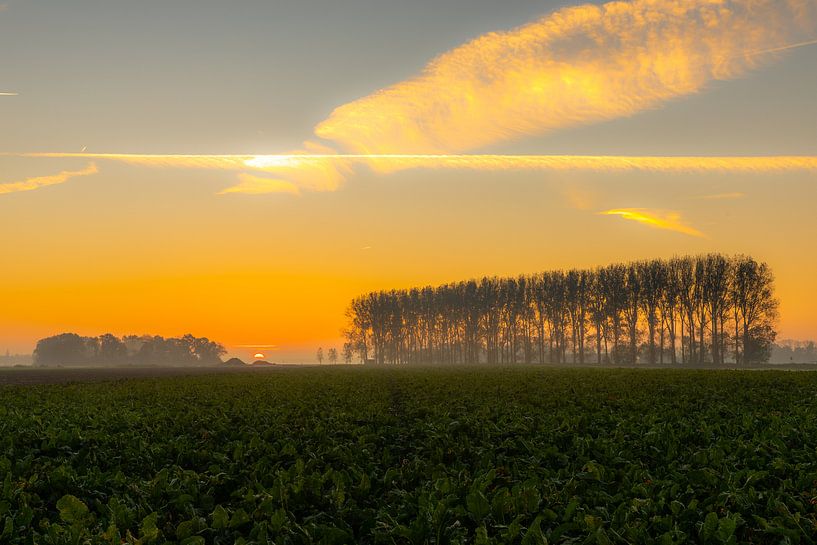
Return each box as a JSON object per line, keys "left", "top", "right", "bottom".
{"left": 3, "top": 152, "right": 817, "bottom": 194}
{"left": 2, "top": 0, "right": 816, "bottom": 195}
{"left": 747, "top": 38, "right": 817, "bottom": 56}
{"left": 0, "top": 92, "right": 18, "bottom": 96}
{"left": 7, "top": 152, "right": 817, "bottom": 172}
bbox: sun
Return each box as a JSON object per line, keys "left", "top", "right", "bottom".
{"left": 253, "top": 352, "right": 265, "bottom": 359}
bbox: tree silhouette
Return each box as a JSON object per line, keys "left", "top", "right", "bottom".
{"left": 342, "top": 342, "right": 354, "bottom": 364}
{"left": 343, "top": 255, "right": 779, "bottom": 366}
{"left": 33, "top": 333, "right": 225, "bottom": 367}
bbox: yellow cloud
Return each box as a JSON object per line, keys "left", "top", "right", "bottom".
{"left": 0, "top": 92, "right": 18, "bottom": 96}
{"left": 315, "top": 0, "right": 816, "bottom": 154}
{"left": 5, "top": 153, "right": 817, "bottom": 194}
{"left": 599, "top": 208, "right": 705, "bottom": 238}
{"left": 0, "top": 163, "right": 98, "bottom": 195}
{"left": 218, "top": 173, "right": 301, "bottom": 196}
{"left": 4, "top": 0, "right": 816, "bottom": 194}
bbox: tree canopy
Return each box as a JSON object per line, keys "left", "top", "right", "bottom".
{"left": 33, "top": 333, "right": 226, "bottom": 367}
{"left": 345, "top": 254, "right": 778, "bottom": 366}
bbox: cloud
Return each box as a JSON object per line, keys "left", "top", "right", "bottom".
{"left": 0, "top": 92, "right": 18, "bottom": 96}
{"left": 0, "top": 163, "right": 98, "bottom": 195}
{"left": 5, "top": 153, "right": 817, "bottom": 194}
{"left": 3, "top": 0, "right": 816, "bottom": 195}
{"left": 12, "top": 153, "right": 817, "bottom": 175}
{"left": 314, "top": 0, "right": 816, "bottom": 155}
{"left": 218, "top": 173, "right": 301, "bottom": 196}
{"left": 233, "top": 0, "right": 817, "bottom": 191}
{"left": 693, "top": 192, "right": 745, "bottom": 200}
{"left": 599, "top": 208, "right": 706, "bottom": 237}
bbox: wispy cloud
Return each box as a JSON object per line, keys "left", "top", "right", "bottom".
{"left": 207, "top": 0, "right": 817, "bottom": 192}
{"left": 0, "top": 92, "right": 18, "bottom": 96}
{"left": 218, "top": 173, "right": 301, "bottom": 195}
{"left": 10, "top": 153, "right": 817, "bottom": 174}
{"left": 599, "top": 208, "right": 705, "bottom": 238}
{"left": 0, "top": 163, "right": 98, "bottom": 195}
{"left": 693, "top": 192, "right": 746, "bottom": 201}
{"left": 2, "top": 0, "right": 816, "bottom": 195}
{"left": 315, "top": 0, "right": 816, "bottom": 155}
{"left": 4, "top": 153, "right": 817, "bottom": 194}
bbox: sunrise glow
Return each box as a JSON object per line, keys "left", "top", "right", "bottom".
{"left": 1, "top": 0, "right": 816, "bottom": 361}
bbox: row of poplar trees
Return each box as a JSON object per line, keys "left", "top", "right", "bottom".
{"left": 344, "top": 254, "right": 778, "bottom": 366}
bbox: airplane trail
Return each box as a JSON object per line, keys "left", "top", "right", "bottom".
{"left": 2, "top": 0, "right": 816, "bottom": 194}
{"left": 2, "top": 152, "right": 816, "bottom": 195}
{"left": 6, "top": 152, "right": 817, "bottom": 172}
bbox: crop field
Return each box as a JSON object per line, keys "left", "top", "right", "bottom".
{"left": 1, "top": 367, "right": 817, "bottom": 544}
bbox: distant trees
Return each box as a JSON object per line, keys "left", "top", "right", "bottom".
{"left": 33, "top": 333, "right": 226, "bottom": 367}
{"left": 33, "top": 333, "right": 93, "bottom": 366}
{"left": 328, "top": 348, "right": 338, "bottom": 365}
{"left": 772, "top": 340, "right": 817, "bottom": 363}
{"left": 344, "top": 255, "right": 779, "bottom": 366}
{"left": 342, "top": 342, "right": 354, "bottom": 364}
{"left": 316, "top": 347, "right": 324, "bottom": 365}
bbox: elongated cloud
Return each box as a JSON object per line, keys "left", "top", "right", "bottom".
{"left": 0, "top": 163, "right": 98, "bottom": 195}
{"left": 600, "top": 208, "right": 705, "bottom": 237}
{"left": 5, "top": 152, "right": 817, "bottom": 194}
{"left": 315, "top": 0, "right": 817, "bottom": 154}
{"left": 11, "top": 152, "right": 817, "bottom": 173}
{"left": 3, "top": 0, "right": 816, "bottom": 195}
{"left": 0, "top": 92, "right": 18, "bottom": 96}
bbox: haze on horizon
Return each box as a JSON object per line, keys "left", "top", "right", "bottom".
{"left": 1, "top": 0, "right": 816, "bottom": 362}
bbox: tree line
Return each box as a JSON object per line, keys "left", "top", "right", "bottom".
{"left": 344, "top": 254, "right": 779, "bottom": 366}
{"left": 33, "top": 333, "right": 226, "bottom": 367}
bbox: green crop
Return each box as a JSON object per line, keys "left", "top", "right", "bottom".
{"left": 1, "top": 367, "right": 817, "bottom": 544}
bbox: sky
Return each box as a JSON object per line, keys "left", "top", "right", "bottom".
{"left": 1, "top": 0, "right": 816, "bottom": 362}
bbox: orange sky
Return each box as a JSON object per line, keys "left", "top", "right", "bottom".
{"left": 1, "top": 0, "right": 816, "bottom": 361}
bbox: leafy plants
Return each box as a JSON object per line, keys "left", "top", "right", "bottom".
{"left": 1, "top": 367, "right": 816, "bottom": 543}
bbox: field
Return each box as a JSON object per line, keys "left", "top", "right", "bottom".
{"left": 1, "top": 367, "right": 817, "bottom": 544}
